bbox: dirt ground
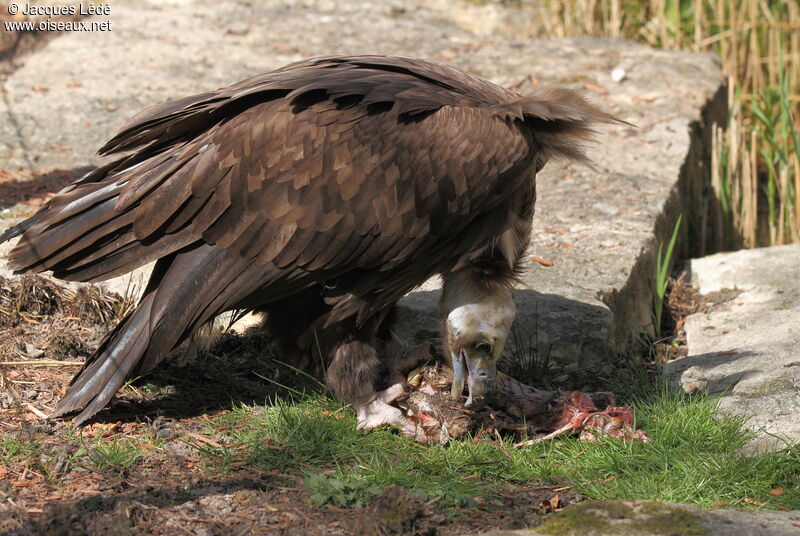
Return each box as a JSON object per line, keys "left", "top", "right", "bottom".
{"left": 0, "top": 275, "right": 585, "bottom": 536}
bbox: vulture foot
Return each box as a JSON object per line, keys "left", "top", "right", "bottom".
{"left": 355, "top": 384, "right": 416, "bottom": 437}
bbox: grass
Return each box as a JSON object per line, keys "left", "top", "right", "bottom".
{"left": 0, "top": 434, "right": 39, "bottom": 462}
{"left": 654, "top": 215, "right": 682, "bottom": 337}
{"left": 503, "top": 320, "right": 558, "bottom": 388}
{"left": 0, "top": 428, "right": 149, "bottom": 482}
{"left": 84, "top": 436, "right": 146, "bottom": 473}
{"left": 538, "top": 0, "right": 800, "bottom": 250}
{"left": 1, "top": 324, "right": 797, "bottom": 522}
{"left": 193, "top": 386, "right": 800, "bottom": 513}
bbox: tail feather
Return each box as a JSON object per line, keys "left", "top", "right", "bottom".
{"left": 49, "top": 243, "right": 296, "bottom": 424}
{"left": 491, "top": 87, "right": 629, "bottom": 164}
{"left": 0, "top": 212, "right": 45, "bottom": 245}
{"left": 51, "top": 293, "right": 155, "bottom": 424}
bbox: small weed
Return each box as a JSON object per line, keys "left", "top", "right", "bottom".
{"left": 502, "top": 322, "right": 558, "bottom": 388}
{"left": 67, "top": 284, "right": 136, "bottom": 326}
{"left": 0, "top": 276, "right": 62, "bottom": 326}
{"left": 0, "top": 435, "right": 37, "bottom": 461}
{"left": 305, "top": 473, "right": 383, "bottom": 508}
{"left": 86, "top": 437, "right": 144, "bottom": 473}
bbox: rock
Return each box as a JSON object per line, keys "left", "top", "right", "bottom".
{"left": 611, "top": 68, "right": 627, "bottom": 82}
{"left": 0, "top": 0, "right": 725, "bottom": 370}
{"left": 162, "top": 441, "right": 196, "bottom": 459}
{"left": 406, "top": 0, "right": 544, "bottom": 38}
{"left": 665, "top": 244, "right": 800, "bottom": 453}
{"left": 24, "top": 343, "right": 44, "bottom": 358}
{"left": 481, "top": 500, "right": 800, "bottom": 535}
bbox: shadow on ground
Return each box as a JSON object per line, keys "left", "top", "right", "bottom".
{"left": 82, "top": 330, "right": 320, "bottom": 425}
{"left": 664, "top": 350, "right": 760, "bottom": 394}
{"left": 0, "top": 166, "right": 91, "bottom": 210}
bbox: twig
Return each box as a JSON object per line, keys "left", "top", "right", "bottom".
{"left": 0, "top": 360, "right": 83, "bottom": 366}
{"left": 25, "top": 403, "right": 49, "bottom": 420}
{"left": 493, "top": 429, "right": 512, "bottom": 459}
{"left": 184, "top": 432, "right": 223, "bottom": 449}
{"left": 18, "top": 313, "right": 41, "bottom": 324}
{"left": 513, "top": 423, "right": 575, "bottom": 448}
{"left": 424, "top": 495, "right": 443, "bottom": 507}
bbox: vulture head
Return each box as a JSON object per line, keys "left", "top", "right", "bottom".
{"left": 441, "top": 274, "right": 515, "bottom": 408}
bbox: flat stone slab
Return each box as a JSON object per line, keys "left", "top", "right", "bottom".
{"left": 0, "top": 0, "right": 725, "bottom": 368}
{"left": 481, "top": 500, "right": 800, "bottom": 536}
{"left": 665, "top": 244, "right": 800, "bottom": 453}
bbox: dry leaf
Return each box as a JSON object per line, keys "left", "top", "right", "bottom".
{"left": 530, "top": 255, "right": 554, "bottom": 267}
{"left": 583, "top": 82, "right": 608, "bottom": 95}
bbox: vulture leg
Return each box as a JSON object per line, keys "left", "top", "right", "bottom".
{"left": 326, "top": 327, "right": 415, "bottom": 436}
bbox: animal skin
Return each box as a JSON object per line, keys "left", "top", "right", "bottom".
{"left": 0, "top": 55, "right": 618, "bottom": 431}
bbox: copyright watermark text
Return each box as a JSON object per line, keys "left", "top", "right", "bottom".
{"left": 4, "top": 3, "right": 112, "bottom": 32}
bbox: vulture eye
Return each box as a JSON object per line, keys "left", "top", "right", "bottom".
{"left": 476, "top": 341, "right": 493, "bottom": 354}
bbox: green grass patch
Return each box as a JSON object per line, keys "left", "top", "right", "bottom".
{"left": 1, "top": 426, "right": 150, "bottom": 482}
{"left": 84, "top": 436, "right": 145, "bottom": 473}
{"left": 0, "top": 434, "right": 42, "bottom": 462}
{"left": 196, "top": 386, "right": 800, "bottom": 512}
{"left": 305, "top": 473, "right": 383, "bottom": 508}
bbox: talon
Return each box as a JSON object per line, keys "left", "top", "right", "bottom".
{"left": 354, "top": 390, "right": 416, "bottom": 437}
{"left": 377, "top": 383, "right": 408, "bottom": 404}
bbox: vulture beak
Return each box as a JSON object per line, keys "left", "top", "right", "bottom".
{"left": 450, "top": 342, "right": 496, "bottom": 409}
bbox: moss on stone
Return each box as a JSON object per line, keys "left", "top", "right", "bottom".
{"left": 533, "top": 502, "right": 616, "bottom": 535}
{"left": 630, "top": 502, "right": 709, "bottom": 535}
{"left": 534, "top": 500, "right": 709, "bottom": 536}
{"left": 738, "top": 377, "right": 796, "bottom": 397}
{"left": 598, "top": 501, "right": 636, "bottom": 519}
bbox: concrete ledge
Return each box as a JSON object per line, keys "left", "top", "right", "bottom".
{"left": 665, "top": 244, "right": 800, "bottom": 453}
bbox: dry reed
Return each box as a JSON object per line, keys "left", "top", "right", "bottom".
{"left": 538, "top": 0, "right": 800, "bottom": 249}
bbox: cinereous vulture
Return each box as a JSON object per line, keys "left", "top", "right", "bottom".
{"left": 0, "top": 56, "right": 617, "bottom": 433}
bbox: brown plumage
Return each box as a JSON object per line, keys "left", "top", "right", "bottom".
{"left": 1, "top": 55, "right": 617, "bottom": 428}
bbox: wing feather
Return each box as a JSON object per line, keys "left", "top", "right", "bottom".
{"left": 5, "top": 55, "right": 616, "bottom": 321}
